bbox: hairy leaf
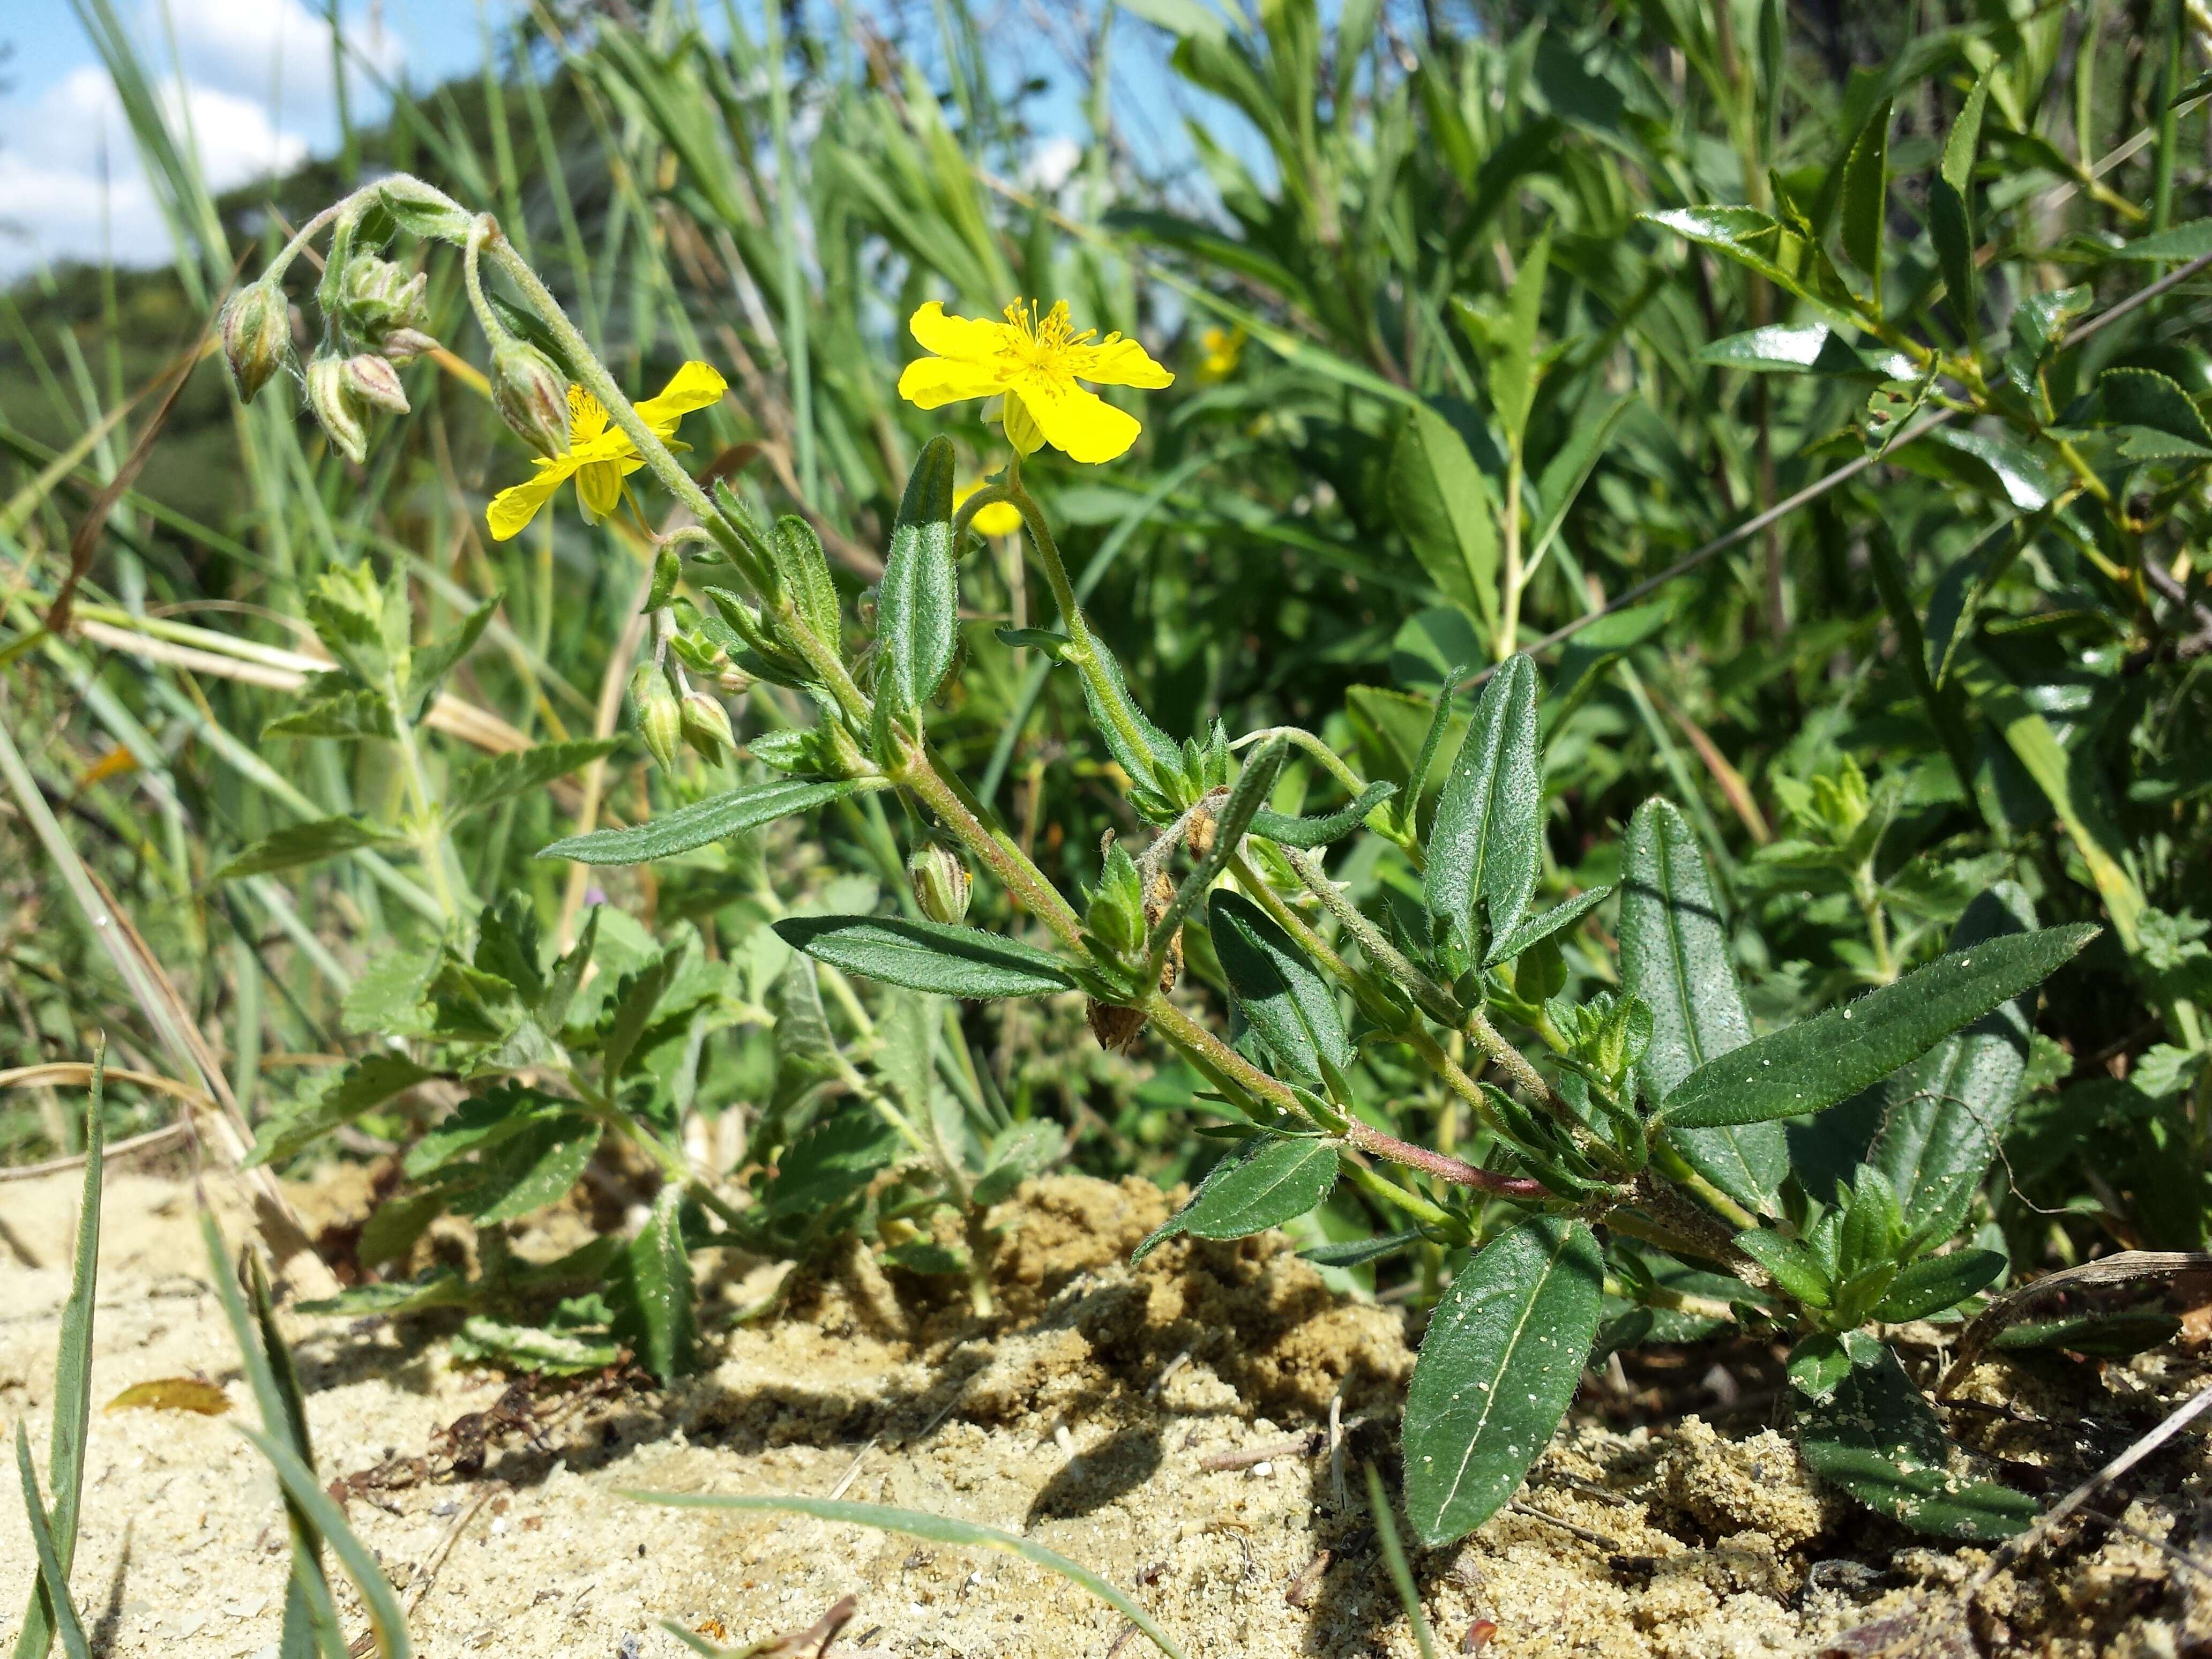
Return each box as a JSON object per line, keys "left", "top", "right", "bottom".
{"left": 1133, "top": 1135, "right": 1340, "bottom": 1260}
{"left": 1207, "top": 889, "right": 1353, "bottom": 1087}
{"left": 1250, "top": 780, "right": 1398, "bottom": 848}
{"left": 215, "top": 816, "right": 397, "bottom": 881}
{"left": 447, "top": 739, "right": 619, "bottom": 817}
{"left": 539, "top": 778, "right": 865, "bottom": 865}
{"left": 775, "top": 915, "right": 1075, "bottom": 999}
{"left": 877, "top": 436, "right": 959, "bottom": 713}
{"left": 1425, "top": 652, "right": 1541, "bottom": 958}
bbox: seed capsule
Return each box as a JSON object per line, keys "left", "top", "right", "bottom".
{"left": 218, "top": 281, "right": 292, "bottom": 402}
{"left": 908, "top": 842, "right": 973, "bottom": 926}
{"left": 305, "top": 353, "right": 368, "bottom": 464}
{"left": 491, "top": 339, "right": 572, "bottom": 457}
{"left": 679, "top": 689, "right": 736, "bottom": 760}
{"left": 342, "top": 352, "right": 410, "bottom": 416}
{"left": 630, "top": 663, "right": 683, "bottom": 772}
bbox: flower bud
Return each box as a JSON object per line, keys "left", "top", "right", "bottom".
{"left": 679, "top": 690, "right": 736, "bottom": 760}
{"left": 379, "top": 327, "right": 440, "bottom": 364}
{"left": 630, "top": 663, "right": 682, "bottom": 772}
{"left": 338, "top": 255, "right": 430, "bottom": 345}
{"left": 907, "top": 842, "right": 973, "bottom": 926}
{"left": 219, "top": 281, "right": 292, "bottom": 402}
{"left": 376, "top": 175, "right": 475, "bottom": 243}
{"left": 305, "top": 353, "right": 368, "bottom": 464}
{"left": 342, "top": 352, "right": 410, "bottom": 416}
{"left": 491, "top": 339, "right": 572, "bottom": 457}
{"left": 716, "top": 663, "right": 756, "bottom": 697}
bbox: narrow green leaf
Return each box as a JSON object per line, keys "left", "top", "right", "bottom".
{"left": 627, "top": 1493, "right": 1186, "bottom": 1659}
{"left": 261, "top": 689, "right": 395, "bottom": 742}
{"left": 405, "top": 591, "right": 499, "bottom": 717}
{"left": 1930, "top": 71, "right": 1990, "bottom": 336}
{"left": 249, "top": 1055, "right": 435, "bottom": 1166}
{"left": 1301, "top": 1229, "right": 1423, "bottom": 1268}
{"left": 1403, "top": 1215, "right": 1603, "bottom": 1545}
{"left": 1619, "top": 798, "right": 1785, "bottom": 1213}
{"left": 1250, "top": 780, "right": 1397, "bottom": 848}
{"left": 446, "top": 739, "right": 619, "bottom": 817}
{"left": 1663, "top": 925, "right": 2096, "bottom": 1130}
{"left": 1424, "top": 653, "right": 1541, "bottom": 958}
{"left": 1389, "top": 403, "right": 1500, "bottom": 631}
{"left": 774, "top": 915, "right": 1076, "bottom": 999}
{"left": 1789, "top": 1331, "right": 2034, "bottom": 1541}
{"left": 601, "top": 950, "right": 682, "bottom": 1083}
{"left": 1733, "top": 1230, "right": 1832, "bottom": 1308}
{"left": 611, "top": 1186, "right": 694, "bottom": 1382}
{"left": 539, "top": 778, "right": 864, "bottom": 865}
{"left": 1483, "top": 885, "right": 1611, "bottom": 969}
{"left": 877, "top": 436, "right": 958, "bottom": 714}
{"left": 1870, "top": 1250, "right": 2006, "bottom": 1322}
{"left": 13, "top": 1428, "right": 88, "bottom": 1659}
{"left": 1207, "top": 889, "right": 1353, "bottom": 1088}
{"left": 767, "top": 515, "right": 842, "bottom": 647}
{"left": 1841, "top": 100, "right": 1892, "bottom": 302}
{"left": 236, "top": 1427, "right": 415, "bottom": 1657}
{"left": 2111, "top": 216, "right": 2212, "bottom": 260}
{"left": 215, "top": 816, "right": 398, "bottom": 881}
{"left": 1145, "top": 1136, "right": 1340, "bottom": 1259}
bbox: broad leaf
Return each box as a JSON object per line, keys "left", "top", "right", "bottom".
{"left": 761, "top": 1103, "right": 905, "bottom": 1220}
{"left": 447, "top": 739, "right": 619, "bottom": 817}
{"left": 459, "top": 1116, "right": 601, "bottom": 1223}
{"left": 610, "top": 1185, "right": 694, "bottom": 1382}
{"left": 1133, "top": 1135, "right": 1340, "bottom": 1259}
{"left": 539, "top": 778, "right": 864, "bottom": 865}
{"left": 1618, "top": 798, "right": 1785, "bottom": 1212}
{"left": 1390, "top": 402, "right": 1500, "bottom": 630}
{"left": 1207, "top": 889, "right": 1353, "bottom": 1088}
{"left": 261, "top": 689, "right": 394, "bottom": 741}
{"left": 971, "top": 1119, "right": 1065, "bottom": 1206}
{"left": 1483, "top": 884, "right": 1611, "bottom": 968}
{"left": 1789, "top": 1331, "right": 2035, "bottom": 1540}
{"left": 215, "top": 816, "right": 397, "bottom": 880}
{"left": 406, "top": 591, "right": 499, "bottom": 716}
{"left": 2099, "top": 365, "right": 2212, "bottom": 449}
{"left": 774, "top": 915, "right": 1076, "bottom": 998}
{"left": 1424, "top": 652, "right": 1541, "bottom": 958}
{"left": 249, "top": 1055, "right": 434, "bottom": 1165}
{"left": 1870, "top": 1250, "right": 2006, "bottom": 1322}
{"left": 1841, "top": 100, "right": 1891, "bottom": 302}
{"left": 403, "top": 1082, "right": 565, "bottom": 1177}
{"left": 1250, "top": 780, "right": 1398, "bottom": 848}
{"left": 1929, "top": 70, "right": 1990, "bottom": 338}
{"left": 877, "top": 436, "right": 959, "bottom": 714}
{"left": 1663, "top": 925, "right": 2095, "bottom": 1129}
{"left": 1403, "top": 1215, "right": 1603, "bottom": 1545}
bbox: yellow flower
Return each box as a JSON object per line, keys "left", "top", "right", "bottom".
{"left": 955, "top": 480, "right": 1023, "bottom": 538}
{"left": 896, "top": 300, "right": 1172, "bottom": 465}
{"left": 1195, "top": 325, "right": 1245, "bottom": 383}
{"left": 486, "top": 361, "right": 726, "bottom": 542}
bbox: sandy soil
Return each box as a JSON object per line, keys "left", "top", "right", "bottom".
{"left": 0, "top": 1164, "right": 2204, "bottom": 1658}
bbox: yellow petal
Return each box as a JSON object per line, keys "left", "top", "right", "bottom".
{"left": 634, "top": 361, "right": 727, "bottom": 428}
{"left": 567, "top": 386, "right": 607, "bottom": 447}
{"left": 955, "top": 481, "right": 1023, "bottom": 538}
{"left": 486, "top": 458, "right": 574, "bottom": 541}
{"left": 1002, "top": 390, "right": 1047, "bottom": 455}
{"left": 910, "top": 301, "right": 1008, "bottom": 362}
{"left": 899, "top": 354, "right": 1013, "bottom": 409}
{"left": 1013, "top": 379, "right": 1140, "bottom": 465}
{"left": 1072, "top": 333, "right": 1174, "bottom": 390}
{"left": 574, "top": 458, "right": 626, "bottom": 519}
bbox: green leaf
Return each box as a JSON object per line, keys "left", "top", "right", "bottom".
{"left": 449, "top": 1317, "right": 621, "bottom": 1377}
{"left": 767, "top": 515, "right": 842, "bottom": 647}
{"left": 296, "top": 1271, "right": 472, "bottom": 1317}
{"left": 447, "top": 739, "right": 619, "bottom": 818}
{"left": 1733, "top": 1229, "right": 1832, "bottom": 1308}
{"left": 341, "top": 939, "right": 439, "bottom": 1035}
{"left": 215, "top": 816, "right": 398, "bottom": 880}
{"left": 249, "top": 1055, "right": 434, "bottom": 1165}
{"left": 405, "top": 591, "right": 499, "bottom": 717}
{"left": 972, "top": 1119, "right": 1065, "bottom": 1206}
{"left": 1992, "top": 1310, "right": 2181, "bottom": 1356}
{"left": 1929, "top": 70, "right": 1990, "bottom": 337}
{"left": 1489, "top": 226, "right": 1551, "bottom": 442}
{"left": 774, "top": 915, "right": 1076, "bottom": 999}
{"left": 2111, "top": 216, "right": 2212, "bottom": 260}
{"left": 458, "top": 1116, "right": 601, "bottom": 1223}
{"left": 876, "top": 436, "right": 959, "bottom": 715}
{"left": 357, "top": 1191, "right": 445, "bottom": 1270}
{"left": 1389, "top": 403, "right": 1500, "bottom": 631}
{"left": 402, "top": 1082, "right": 563, "bottom": 1177}
{"left": 1640, "top": 207, "right": 1856, "bottom": 324}
{"left": 539, "top": 778, "right": 865, "bottom": 865}
{"left": 1862, "top": 885, "right": 2039, "bottom": 1245}
{"left": 625, "top": 1493, "right": 1186, "bottom": 1659}
{"left": 1694, "top": 325, "right": 1905, "bottom": 379}
{"left": 2098, "top": 365, "right": 2212, "bottom": 449}
{"left": 1301, "top": 1229, "right": 1423, "bottom": 1268}
{"left": 1250, "top": 780, "right": 1398, "bottom": 848}
{"left": 761, "top": 1103, "right": 905, "bottom": 1220}
{"left": 1132, "top": 1135, "right": 1341, "bottom": 1260}
{"left": 1841, "top": 100, "right": 1891, "bottom": 303}
{"left": 1403, "top": 1216, "right": 1603, "bottom": 1546}
{"left": 1619, "top": 798, "right": 1785, "bottom": 1214}
{"left": 13, "top": 1057, "right": 102, "bottom": 1659}
{"left": 601, "top": 949, "right": 682, "bottom": 1082}
{"left": 1207, "top": 889, "right": 1353, "bottom": 1088}
{"left": 1425, "top": 653, "right": 1541, "bottom": 959}
{"left": 1870, "top": 1250, "right": 2005, "bottom": 1322}
{"left": 261, "top": 689, "right": 395, "bottom": 741}
{"left": 1789, "top": 1331, "right": 2035, "bottom": 1541}
{"left": 235, "top": 1425, "right": 415, "bottom": 1657}
{"left": 610, "top": 1185, "right": 694, "bottom": 1382}
{"left": 14, "top": 1426, "right": 89, "bottom": 1659}
{"left": 1663, "top": 925, "right": 2095, "bottom": 1129}
{"left": 1483, "top": 885, "right": 1611, "bottom": 969}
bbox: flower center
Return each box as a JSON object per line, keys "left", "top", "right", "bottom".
{"left": 1001, "top": 300, "right": 1095, "bottom": 381}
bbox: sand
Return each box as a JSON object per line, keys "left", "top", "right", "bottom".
{"left": 0, "top": 1164, "right": 2204, "bottom": 1657}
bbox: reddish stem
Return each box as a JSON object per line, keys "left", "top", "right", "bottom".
{"left": 1343, "top": 1120, "right": 1549, "bottom": 1200}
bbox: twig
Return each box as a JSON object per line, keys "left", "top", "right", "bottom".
{"left": 1199, "top": 1431, "right": 1325, "bottom": 1471}
{"left": 826, "top": 1436, "right": 877, "bottom": 1501}
{"left": 1937, "top": 1250, "right": 2212, "bottom": 1396}
{"left": 1507, "top": 1501, "right": 1619, "bottom": 1551}
{"left": 0, "top": 1120, "right": 191, "bottom": 1183}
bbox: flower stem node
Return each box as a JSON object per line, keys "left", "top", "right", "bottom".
{"left": 630, "top": 662, "right": 683, "bottom": 773}
{"left": 490, "top": 338, "right": 574, "bottom": 458}
{"left": 218, "top": 281, "right": 293, "bottom": 403}
{"left": 679, "top": 690, "right": 736, "bottom": 761}
{"left": 908, "top": 841, "right": 974, "bottom": 926}
{"left": 376, "top": 174, "right": 474, "bottom": 244}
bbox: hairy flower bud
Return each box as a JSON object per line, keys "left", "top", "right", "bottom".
{"left": 679, "top": 690, "right": 736, "bottom": 760}
{"left": 908, "top": 842, "right": 973, "bottom": 926}
{"left": 305, "top": 353, "right": 368, "bottom": 464}
{"left": 630, "top": 663, "right": 682, "bottom": 772}
{"left": 338, "top": 255, "right": 430, "bottom": 347}
{"left": 219, "top": 281, "right": 292, "bottom": 402}
{"left": 342, "top": 352, "right": 410, "bottom": 416}
{"left": 379, "top": 327, "right": 440, "bottom": 364}
{"left": 491, "top": 339, "right": 572, "bottom": 457}
{"left": 376, "top": 174, "right": 475, "bottom": 243}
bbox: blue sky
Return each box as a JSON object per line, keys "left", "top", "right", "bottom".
{"left": 0, "top": 1, "right": 1224, "bottom": 281}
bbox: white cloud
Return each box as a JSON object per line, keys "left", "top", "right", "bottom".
{"left": 0, "top": 66, "right": 309, "bottom": 274}
{"left": 161, "top": 0, "right": 403, "bottom": 122}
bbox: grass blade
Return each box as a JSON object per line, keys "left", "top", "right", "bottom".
{"left": 626, "top": 1492, "right": 1186, "bottom": 1659}
{"left": 1364, "top": 1461, "right": 1439, "bottom": 1659}
{"left": 12, "top": 1428, "right": 89, "bottom": 1659}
